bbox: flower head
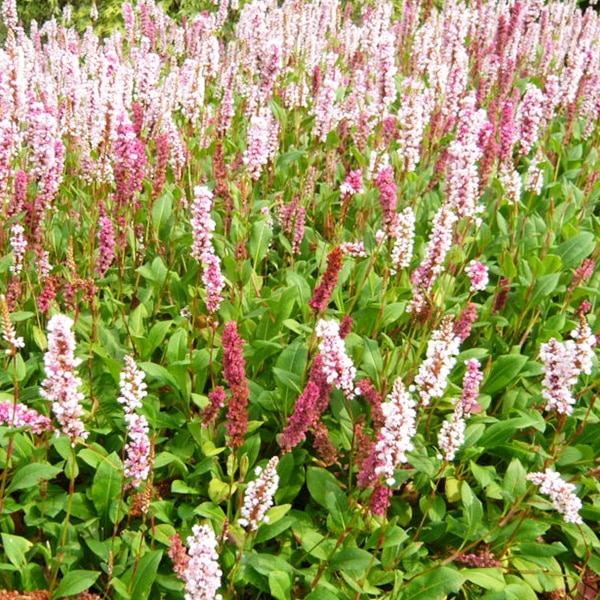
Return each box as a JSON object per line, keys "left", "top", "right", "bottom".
{"left": 171, "top": 525, "right": 223, "bottom": 600}
{"left": 527, "top": 469, "right": 582, "bottom": 524}
{"left": 315, "top": 319, "right": 357, "bottom": 399}
{"left": 117, "top": 356, "right": 151, "bottom": 489}
{"left": 40, "top": 314, "right": 87, "bottom": 445}
{"left": 238, "top": 456, "right": 279, "bottom": 531}
{"left": 372, "top": 378, "right": 417, "bottom": 485}
{"left": 465, "top": 260, "right": 489, "bottom": 293}
{"left": 190, "top": 185, "right": 225, "bottom": 314}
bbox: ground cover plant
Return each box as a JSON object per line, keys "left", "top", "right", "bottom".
{"left": 1, "top": 0, "right": 600, "bottom": 597}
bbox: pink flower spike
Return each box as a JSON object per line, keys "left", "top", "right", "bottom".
{"left": 117, "top": 356, "right": 151, "bottom": 489}
{"left": 0, "top": 400, "right": 53, "bottom": 434}
{"left": 40, "top": 314, "right": 87, "bottom": 445}
{"left": 176, "top": 524, "right": 223, "bottom": 600}
{"left": 190, "top": 185, "right": 225, "bottom": 314}
{"left": 373, "top": 377, "right": 417, "bottom": 485}
{"left": 465, "top": 260, "right": 489, "bottom": 293}
{"left": 238, "top": 456, "right": 279, "bottom": 532}
{"left": 527, "top": 469, "right": 582, "bottom": 524}
{"left": 315, "top": 319, "right": 357, "bottom": 399}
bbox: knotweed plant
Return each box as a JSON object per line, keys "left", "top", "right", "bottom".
{"left": 0, "top": 0, "right": 599, "bottom": 597}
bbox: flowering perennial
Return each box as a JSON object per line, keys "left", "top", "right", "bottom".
{"left": 461, "top": 359, "right": 484, "bottom": 415}
{"left": 0, "top": 400, "right": 52, "bottom": 434}
{"left": 117, "top": 356, "right": 151, "bottom": 489}
{"left": 340, "top": 169, "right": 363, "bottom": 199}
{"left": 279, "top": 381, "right": 320, "bottom": 452}
{"left": 390, "top": 207, "right": 416, "bottom": 273}
{"left": 413, "top": 316, "right": 461, "bottom": 406}
{"left": 465, "top": 260, "right": 489, "bottom": 293}
{"left": 238, "top": 456, "right": 279, "bottom": 531}
{"left": 40, "top": 314, "right": 88, "bottom": 445}
{"left": 190, "top": 185, "right": 225, "bottom": 314}
{"left": 222, "top": 321, "right": 250, "bottom": 449}
{"left": 373, "top": 378, "right": 417, "bottom": 485}
{"left": 9, "top": 223, "right": 27, "bottom": 275}
{"left": 527, "top": 469, "right": 582, "bottom": 524}
{"left": 309, "top": 246, "right": 343, "bottom": 314}
{"left": 438, "top": 402, "right": 466, "bottom": 461}
{"left": 315, "top": 319, "right": 357, "bottom": 399}
{"left": 540, "top": 320, "right": 596, "bottom": 416}
{"left": 172, "top": 525, "right": 223, "bottom": 600}
{"left": 1, "top": 295, "right": 24, "bottom": 354}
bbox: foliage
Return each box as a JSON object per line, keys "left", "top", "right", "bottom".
{"left": 0, "top": 0, "right": 600, "bottom": 598}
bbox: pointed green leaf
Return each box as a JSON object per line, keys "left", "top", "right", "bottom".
{"left": 483, "top": 354, "right": 529, "bottom": 395}
{"left": 54, "top": 570, "right": 100, "bottom": 598}
{"left": 398, "top": 567, "right": 465, "bottom": 600}
{"left": 6, "top": 463, "right": 61, "bottom": 493}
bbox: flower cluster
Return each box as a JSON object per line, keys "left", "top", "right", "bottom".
{"left": 0, "top": 400, "right": 53, "bottom": 434}
{"left": 315, "top": 319, "right": 357, "bottom": 399}
{"left": 372, "top": 378, "right": 417, "bottom": 485}
{"left": 390, "top": 206, "right": 415, "bottom": 273}
{"left": 238, "top": 456, "right": 279, "bottom": 531}
{"left": 1, "top": 295, "right": 24, "bottom": 354}
{"left": 243, "top": 107, "right": 278, "bottom": 180}
{"left": 190, "top": 185, "right": 225, "bottom": 314}
{"left": 408, "top": 205, "right": 457, "bottom": 314}
{"left": 171, "top": 525, "right": 223, "bottom": 600}
{"left": 465, "top": 260, "right": 489, "bottom": 293}
{"left": 540, "top": 320, "right": 596, "bottom": 416}
{"left": 96, "top": 203, "right": 116, "bottom": 276}
{"left": 375, "top": 166, "right": 398, "bottom": 237}
{"left": 461, "top": 359, "right": 484, "bottom": 415}
{"left": 222, "top": 321, "right": 250, "bottom": 449}
{"left": 276, "top": 196, "right": 306, "bottom": 255}
{"left": 279, "top": 381, "right": 320, "bottom": 452}
{"left": 9, "top": 223, "right": 27, "bottom": 275}
{"left": 340, "top": 169, "right": 363, "bottom": 199}
{"left": 438, "top": 402, "right": 466, "bottom": 461}
{"left": 527, "top": 469, "right": 582, "bottom": 524}
{"left": 40, "top": 314, "right": 88, "bottom": 445}
{"left": 413, "top": 316, "right": 461, "bottom": 406}
{"left": 117, "top": 356, "right": 151, "bottom": 489}
{"left": 309, "top": 246, "right": 343, "bottom": 314}
{"left": 340, "top": 241, "right": 367, "bottom": 258}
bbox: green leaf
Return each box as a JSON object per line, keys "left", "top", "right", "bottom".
{"left": 171, "top": 480, "right": 200, "bottom": 495}
{"left": 90, "top": 452, "right": 124, "bottom": 524}
{"left": 306, "top": 467, "right": 346, "bottom": 511}
{"left": 305, "top": 587, "right": 339, "bottom": 600}
{"left": 166, "top": 328, "right": 188, "bottom": 363}
{"left": 268, "top": 570, "right": 291, "bottom": 600}
{"left": 249, "top": 220, "right": 273, "bottom": 268}
{"left": 483, "top": 354, "right": 529, "bottom": 395}
{"left": 360, "top": 337, "right": 383, "bottom": 383}
{"left": 329, "top": 548, "right": 377, "bottom": 574}
{"left": 139, "top": 362, "right": 181, "bottom": 394}
{"left": 462, "top": 568, "right": 505, "bottom": 591}
{"left": 462, "top": 481, "right": 483, "bottom": 539}
{"left": 6, "top": 462, "right": 61, "bottom": 493}
{"left": 557, "top": 232, "right": 595, "bottom": 269}
{"left": 141, "top": 320, "right": 172, "bottom": 360}
{"left": 529, "top": 273, "right": 560, "bottom": 305}
{"left": 152, "top": 192, "right": 173, "bottom": 237}
{"left": 479, "top": 413, "right": 545, "bottom": 449}
{"left": 54, "top": 570, "right": 100, "bottom": 598}
{"left": 503, "top": 458, "right": 527, "bottom": 499}
{"left": 126, "top": 550, "right": 163, "bottom": 600}
{"left": 397, "top": 566, "right": 465, "bottom": 600}
{"left": 1, "top": 533, "right": 33, "bottom": 568}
